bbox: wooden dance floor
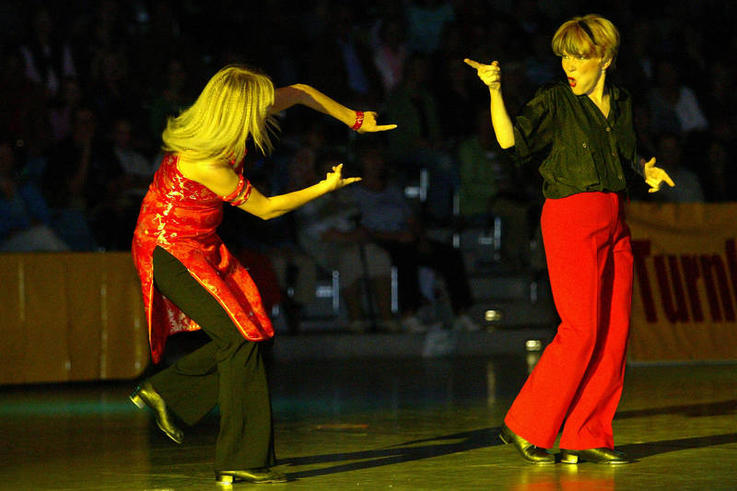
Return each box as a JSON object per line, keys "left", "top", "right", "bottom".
{"left": 2, "top": 352, "right": 736, "bottom": 489}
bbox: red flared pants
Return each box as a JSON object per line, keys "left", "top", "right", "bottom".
{"left": 505, "top": 192, "right": 633, "bottom": 450}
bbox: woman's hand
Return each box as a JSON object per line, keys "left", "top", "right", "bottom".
{"left": 642, "top": 157, "right": 676, "bottom": 193}
{"left": 320, "top": 163, "right": 362, "bottom": 191}
{"left": 356, "top": 111, "right": 397, "bottom": 133}
{"left": 273, "top": 84, "right": 397, "bottom": 132}
{"left": 464, "top": 59, "right": 502, "bottom": 91}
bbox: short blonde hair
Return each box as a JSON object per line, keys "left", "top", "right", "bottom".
{"left": 551, "top": 14, "right": 620, "bottom": 64}
{"left": 162, "top": 65, "right": 277, "bottom": 164}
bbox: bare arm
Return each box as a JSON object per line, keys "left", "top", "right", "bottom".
{"left": 270, "top": 83, "right": 397, "bottom": 133}
{"left": 178, "top": 159, "right": 360, "bottom": 220}
{"left": 464, "top": 59, "right": 515, "bottom": 149}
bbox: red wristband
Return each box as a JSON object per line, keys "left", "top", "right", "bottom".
{"left": 351, "top": 111, "right": 365, "bottom": 131}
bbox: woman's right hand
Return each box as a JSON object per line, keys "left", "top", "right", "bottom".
{"left": 464, "top": 59, "right": 502, "bottom": 91}
{"left": 320, "top": 163, "right": 362, "bottom": 192}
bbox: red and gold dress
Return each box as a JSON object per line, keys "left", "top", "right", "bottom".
{"left": 132, "top": 154, "right": 274, "bottom": 363}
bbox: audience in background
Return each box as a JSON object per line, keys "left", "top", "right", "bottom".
{"left": 457, "top": 109, "right": 534, "bottom": 268}
{"left": 42, "top": 106, "right": 105, "bottom": 250}
{"left": 1, "top": 0, "right": 736, "bottom": 329}
{"left": 647, "top": 59, "right": 709, "bottom": 136}
{"left": 352, "top": 142, "right": 478, "bottom": 333}
{"left": 295, "top": 152, "right": 397, "bottom": 333}
{"left": 0, "top": 139, "right": 67, "bottom": 251}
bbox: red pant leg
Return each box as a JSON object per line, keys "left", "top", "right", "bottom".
{"left": 559, "top": 197, "right": 632, "bottom": 449}
{"left": 504, "top": 192, "right": 631, "bottom": 449}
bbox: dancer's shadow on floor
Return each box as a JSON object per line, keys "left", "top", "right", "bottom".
{"left": 281, "top": 426, "right": 503, "bottom": 479}
{"left": 616, "top": 399, "right": 737, "bottom": 419}
{"left": 620, "top": 432, "right": 737, "bottom": 461}
{"left": 281, "top": 399, "right": 736, "bottom": 478}
{"left": 283, "top": 430, "right": 737, "bottom": 478}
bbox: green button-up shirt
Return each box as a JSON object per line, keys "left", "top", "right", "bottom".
{"left": 505, "top": 81, "right": 641, "bottom": 199}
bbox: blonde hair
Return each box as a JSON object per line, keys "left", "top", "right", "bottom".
{"left": 162, "top": 65, "right": 277, "bottom": 164}
{"left": 551, "top": 14, "right": 620, "bottom": 65}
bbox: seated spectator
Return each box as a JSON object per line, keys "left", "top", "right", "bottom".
{"left": 19, "top": 6, "right": 77, "bottom": 98}
{"left": 48, "top": 77, "right": 83, "bottom": 143}
{"left": 42, "top": 107, "right": 109, "bottom": 250}
{"left": 649, "top": 133, "right": 704, "bottom": 203}
{"left": 0, "top": 46, "right": 48, "bottom": 153}
{"left": 524, "top": 31, "right": 558, "bottom": 86}
{"left": 352, "top": 143, "right": 478, "bottom": 332}
{"left": 404, "top": 0, "right": 455, "bottom": 55}
{"left": 307, "top": 3, "right": 383, "bottom": 107}
{"left": 648, "top": 59, "right": 708, "bottom": 135}
{"left": 148, "top": 58, "right": 192, "bottom": 141}
{"left": 90, "top": 48, "right": 138, "bottom": 133}
{"left": 372, "top": 16, "right": 408, "bottom": 95}
{"left": 457, "top": 109, "right": 533, "bottom": 268}
{"left": 110, "top": 117, "right": 155, "bottom": 196}
{"left": 266, "top": 146, "right": 320, "bottom": 333}
{"left": 86, "top": 116, "right": 156, "bottom": 249}
{"left": 702, "top": 137, "right": 737, "bottom": 202}
{"left": 0, "top": 140, "right": 67, "bottom": 252}
{"left": 435, "top": 55, "right": 479, "bottom": 144}
{"left": 292, "top": 151, "right": 398, "bottom": 332}
{"left": 384, "top": 54, "right": 458, "bottom": 223}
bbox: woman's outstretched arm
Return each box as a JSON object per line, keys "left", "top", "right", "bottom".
{"left": 180, "top": 160, "right": 360, "bottom": 220}
{"left": 270, "top": 84, "right": 396, "bottom": 133}
{"left": 239, "top": 164, "right": 360, "bottom": 220}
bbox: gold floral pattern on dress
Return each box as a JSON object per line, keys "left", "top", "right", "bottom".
{"left": 132, "top": 154, "right": 273, "bottom": 363}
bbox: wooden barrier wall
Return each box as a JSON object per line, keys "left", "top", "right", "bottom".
{"left": 0, "top": 252, "right": 149, "bottom": 385}
{"left": 2, "top": 203, "right": 735, "bottom": 385}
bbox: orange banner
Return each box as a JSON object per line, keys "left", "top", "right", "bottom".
{"left": 626, "top": 202, "right": 737, "bottom": 362}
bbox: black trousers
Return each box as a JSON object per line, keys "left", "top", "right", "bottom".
{"left": 148, "top": 246, "right": 275, "bottom": 471}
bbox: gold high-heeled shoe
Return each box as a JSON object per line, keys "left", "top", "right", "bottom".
{"left": 560, "top": 447, "right": 631, "bottom": 464}
{"left": 215, "top": 468, "right": 288, "bottom": 485}
{"left": 499, "top": 424, "right": 554, "bottom": 464}
{"left": 130, "top": 382, "right": 184, "bottom": 444}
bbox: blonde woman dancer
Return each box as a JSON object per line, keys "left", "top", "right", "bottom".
{"left": 130, "top": 65, "right": 395, "bottom": 484}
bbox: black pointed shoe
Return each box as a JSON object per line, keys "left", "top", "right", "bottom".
{"left": 560, "top": 448, "right": 631, "bottom": 465}
{"left": 216, "top": 468, "right": 288, "bottom": 485}
{"left": 499, "top": 424, "right": 554, "bottom": 464}
{"left": 130, "top": 382, "right": 184, "bottom": 444}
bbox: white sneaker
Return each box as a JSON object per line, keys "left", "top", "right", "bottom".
{"left": 453, "top": 314, "right": 481, "bottom": 331}
{"left": 402, "top": 315, "right": 428, "bottom": 333}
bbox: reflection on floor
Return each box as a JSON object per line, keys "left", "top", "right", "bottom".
{"left": 1, "top": 356, "right": 736, "bottom": 489}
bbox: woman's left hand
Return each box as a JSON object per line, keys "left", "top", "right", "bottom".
{"left": 321, "top": 163, "right": 362, "bottom": 191}
{"left": 355, "top": 111, "right": 397, "bottom": 133}
{"left": 642, "top": 157, "right": 676, "bottom": 193}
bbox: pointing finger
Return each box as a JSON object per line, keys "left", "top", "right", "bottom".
{"left": 463, "top": 58, "right": 483, "bottom": 69}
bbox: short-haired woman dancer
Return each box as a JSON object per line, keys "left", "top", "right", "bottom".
{"left": 466, "top": 14, "right": 674, "bottom": 465}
